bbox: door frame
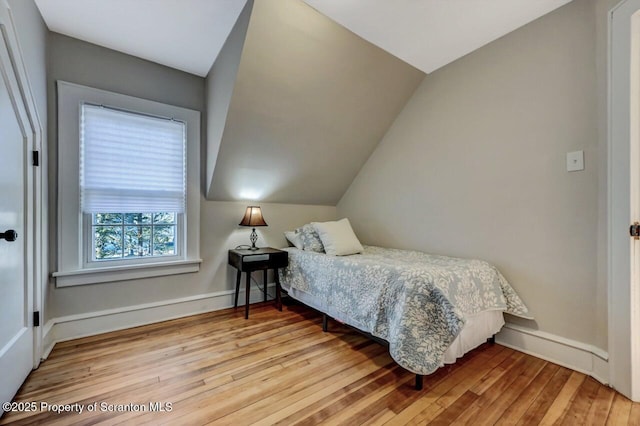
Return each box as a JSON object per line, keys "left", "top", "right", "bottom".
{"left": 609, "top": 0, "right": 640, "bottom": 402}
{"left": 0, "top": 0, "right": 46, "bottom": 368}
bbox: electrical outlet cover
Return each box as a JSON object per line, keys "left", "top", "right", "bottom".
{"left": 566, "top": 150, "right": 584, "bottom": 172}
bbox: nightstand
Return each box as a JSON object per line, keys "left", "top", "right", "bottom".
{"left": 228, "top": 247, "right": 288, "bottom": 319}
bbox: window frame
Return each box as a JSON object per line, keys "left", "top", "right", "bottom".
{"left": 53, "top": 81, "right": 201, "bottom": 287}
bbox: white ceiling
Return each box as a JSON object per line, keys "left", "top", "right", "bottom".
{"left": 34, "top": 0, "right": 572, "bottom": 78}
{"left": 34, "top": 0, "right": 248, "bottom": 77}
{"left": 303, "top": 0, "right": 573, "bottom": 74}
{"left": 34, "top": 0, "right": 574, "bottom": 78}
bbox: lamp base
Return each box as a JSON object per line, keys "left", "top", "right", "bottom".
{"left": 249, "top": 228, "right": 259, "bottom": 250}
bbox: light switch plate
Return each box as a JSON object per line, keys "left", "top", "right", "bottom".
{"left": 566, "top": 150, "right": 584, "bottom": 172}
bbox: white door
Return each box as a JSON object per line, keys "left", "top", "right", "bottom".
{"left": 0, "top": 24, "right": 34, "bottom": 410}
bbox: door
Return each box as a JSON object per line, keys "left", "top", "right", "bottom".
{"left": 0, "top": 22, "right": 34, "bottom": 411}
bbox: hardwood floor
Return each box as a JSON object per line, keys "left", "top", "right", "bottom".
{"left": 0, "top": 302, "right": 636, "bottom": 425}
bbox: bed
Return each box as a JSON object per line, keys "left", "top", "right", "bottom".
{"left": 278, "top": 245, "right": 531, "bottom": 388}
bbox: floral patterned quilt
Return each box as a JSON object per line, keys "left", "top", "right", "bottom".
{"left": 279, "top": 246, "right": 531, "bottom": 375}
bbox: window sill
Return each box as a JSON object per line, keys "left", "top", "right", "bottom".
{"left": 52, "top": 259, "right": 202, "bottom": 288}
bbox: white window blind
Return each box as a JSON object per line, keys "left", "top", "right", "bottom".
{"left": 80, "top": 103, "right": 186, "bottom": 213}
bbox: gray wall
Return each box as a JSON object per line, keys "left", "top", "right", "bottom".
{"left": 208, "top": 0, "right": 424, "bottom": 205}
{"left": 338, "top": 0, "right": 604, "bottom": 348}
{"left": 47, "top": 33, "right": 336, "bottom": 319}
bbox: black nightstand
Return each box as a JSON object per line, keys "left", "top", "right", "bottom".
{"left": 228, "top": 247, "right": 288, "bottom": 319}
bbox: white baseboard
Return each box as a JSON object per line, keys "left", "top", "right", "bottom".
{"left": 42, "top": 300, "right": 610, "bottom": 387}
{"left": 42, "top": 284, "right": 277, "bottom": 359}
{"left": 496, "top": 323, "right": 609, "bottom": 385}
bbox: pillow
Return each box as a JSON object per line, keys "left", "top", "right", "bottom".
{"left": 312, "top": 218, "right": 363, "bottom": 256}
{"left": 294, "top": 224, "right": 325, "bottom": 253}
{"left": 284, "top": 231, "right": 303, "bottom": 250}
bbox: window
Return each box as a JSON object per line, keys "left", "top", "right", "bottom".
{"left": 53, "top": 82, "right": 201, "bottom": 287}
{"left": 91, "top": 212, "right": 177, "bottom": 260}
{"left": 79, "top": 102, "right": 186, "bottom": 265}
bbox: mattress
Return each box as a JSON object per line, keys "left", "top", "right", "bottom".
{"left": 282, "top": 282, "right": 505, "bottom": 364}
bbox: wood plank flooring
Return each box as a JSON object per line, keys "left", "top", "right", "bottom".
{"left": 0, "top": 302, "right": 637, "bottom": 425}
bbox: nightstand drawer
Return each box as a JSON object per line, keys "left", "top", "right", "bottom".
{"left": 243, "top": 254, "right": 270, "bottom": 262}
{"left": 228, "top": 248, "right": 288, "bottom": 272}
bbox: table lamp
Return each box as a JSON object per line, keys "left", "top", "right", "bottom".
{"left": 239, "top": 206, "right": 268, "bottom": 250}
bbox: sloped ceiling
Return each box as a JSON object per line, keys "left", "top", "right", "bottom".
{"left": 207, "top": 0, "right": 425, "bottom": 205}
{"left": 303, "top": 0, "right": 573, "bottom": 74}
{"left": 34, "top": 0, "right": 247, "bottom": 76}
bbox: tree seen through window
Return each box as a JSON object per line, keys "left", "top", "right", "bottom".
{"left": 93, "top": 212, "right": 176, "bottom": 260}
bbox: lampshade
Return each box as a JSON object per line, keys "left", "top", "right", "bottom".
{"left": 239, "top": 206, "right": 268, "bottom": 227}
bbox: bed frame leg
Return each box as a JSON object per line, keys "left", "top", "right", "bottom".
{"left": 487, "top": 335, "right": 496, "bottom": 344}
{"left": 322, "top": 314, "right": 328, "bottom": 332}
{"left": 415, "top": 374, "right": 424, "bottom": 390}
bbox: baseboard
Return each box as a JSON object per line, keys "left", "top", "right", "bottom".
{"left": 42, "top": 301, "right": 610, "bottom": 386}
{"left": 496, "top": 323, "right": 609, "bottom": 385}
{"left": 42, "top": 284, "right": 277, "bottom": 359}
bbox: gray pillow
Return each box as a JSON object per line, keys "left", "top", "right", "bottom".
{"left": 295, "top": 224, "right": 325, "bottom": 253}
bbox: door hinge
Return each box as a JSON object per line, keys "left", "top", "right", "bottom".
{"left": 631, "top": 222, "right": 640, "bottom": 240}
{"left": 33, "top": 311, "right": 40, "bottom": 327}
{"left": 32, "top": 150, "right": 39, "bottom": 167}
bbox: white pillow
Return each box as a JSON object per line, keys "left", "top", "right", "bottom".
{"left": 284, "top": 231, "right": 303, "bottom": 250}
{"left": 313, "top": 218, "right": 363, "bottom": 256}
